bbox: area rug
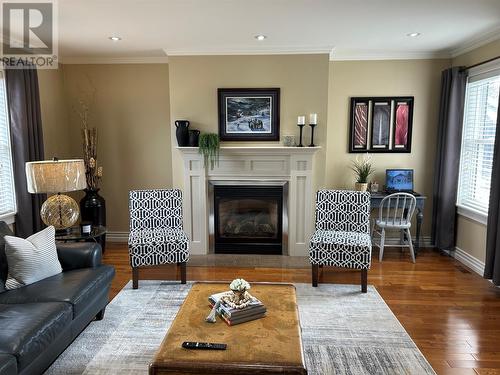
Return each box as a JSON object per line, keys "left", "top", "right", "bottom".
{"left": 45, "top": 281, "right": 435, "bottom": 375}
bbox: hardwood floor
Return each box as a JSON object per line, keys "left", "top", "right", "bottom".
{"left": 103, "top": 243, "right": 500, "bottom": 375}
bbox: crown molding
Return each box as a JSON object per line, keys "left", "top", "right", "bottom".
{"left": 164, "top": 46, "right": 332, "bottom": 57}
{"left": 330, "top": 49, "right": 451, "bottom": 61}
{"left": 450, "top": 26, "right": 500, "bottom": 58}
{"left": 60, "top": 56, "right": 169, "bottom": 64}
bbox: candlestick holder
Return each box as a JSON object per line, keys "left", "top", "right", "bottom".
{"left": 297, "top": 124, "right": 305, "bottom": 147}
{"left": 309, "top": 124, "right": 317, "bottom": 147}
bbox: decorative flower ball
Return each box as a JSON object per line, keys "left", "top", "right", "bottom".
{"left": 230, "top": 278, "right": 251, "bottom": 292}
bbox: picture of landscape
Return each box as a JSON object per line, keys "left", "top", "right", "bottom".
{"left": 225, "top": 97, "right": 272, "bottom": 133}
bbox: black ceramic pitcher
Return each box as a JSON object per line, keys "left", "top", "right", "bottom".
{"left": 175, "top": 120, "right": 190, "bottom": 146}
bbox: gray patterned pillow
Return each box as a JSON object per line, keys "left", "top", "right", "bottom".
{"left": 4, "top": 226, "right": 62, "bottom": 289}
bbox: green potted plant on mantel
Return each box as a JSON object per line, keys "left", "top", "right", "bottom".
{"left": 198, "top": 133, "right": 220, "bottom": 170}
{"left": 350, "top": 154, "right": 374, "bottom": 192}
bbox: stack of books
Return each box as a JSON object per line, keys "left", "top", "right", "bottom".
{"left": 208, "top": 291, "right": 266, "bottom": 326}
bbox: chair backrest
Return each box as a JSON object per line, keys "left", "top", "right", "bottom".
{"left": 129, "top": 189, "right": 184, "bottom": 231}
{"left": 378, "top": 192, "right": 416, "bottom": 226}
{"left": 315, "top": 190, "right": 371, "bottom": 233}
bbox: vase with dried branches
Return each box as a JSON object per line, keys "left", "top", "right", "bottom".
{"left": 75, "top": 91, "right": 106, "bottom": 247}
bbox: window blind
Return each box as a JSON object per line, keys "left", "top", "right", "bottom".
{"left": 0, "top": 70, "right": 16, "bottom": 218}
{"left": 457, "top": 73, "right": 500, "bottom": 214}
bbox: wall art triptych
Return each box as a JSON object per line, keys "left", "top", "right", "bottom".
{"left": 349, "top": 96, "right": 414, "bottom": 153}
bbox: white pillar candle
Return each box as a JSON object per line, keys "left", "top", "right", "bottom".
{"left": 309, "top": 113, "right": 318, "bottom": 125}
{"left": 297, "top": 116, "right": 305, "bottom": 125}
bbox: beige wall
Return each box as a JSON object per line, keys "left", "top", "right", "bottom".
{"left": 452, "top": 39, "right": 500, "bottom": 262}
{"left": 326, "top": 59, "right": 451, "bottom": 236}
{"left": 38, "top": 64, "right": 172, "bottom": 232}
{"left": 38, "top": 67, "right": 73, "bottom": 158}
{"left": 168, "top": 54, "right": 330, "bottom": 190}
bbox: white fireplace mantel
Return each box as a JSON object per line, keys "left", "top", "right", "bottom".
{"left": 177, "top": 146, "right": 321, "bottom": 256}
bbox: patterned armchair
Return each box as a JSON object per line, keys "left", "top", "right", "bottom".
{"left": 128, "top": 189, "right": 189, "bottom": 289}
{"left": 309, "top": 190, "right": 372, "bottom": 292}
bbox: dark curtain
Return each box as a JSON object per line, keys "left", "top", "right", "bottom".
{"left": 484, "top": 94, "right": 500, "bottom": 285}
{"left": 431, "top": 67, "right": 467, "bottom": 251}
{"left": 5, "top": 68, "right": 45, "bottom": 238}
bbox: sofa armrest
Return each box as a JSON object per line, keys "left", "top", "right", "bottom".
{"left": 56, "top": 242, "right": 102, "bottom": 271}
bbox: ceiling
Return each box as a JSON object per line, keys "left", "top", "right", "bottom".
{"left": 58, "top": 0, "right": 500, "bottom": 61}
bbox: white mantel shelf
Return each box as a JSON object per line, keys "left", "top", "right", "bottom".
{"left": 177, "top": 146, "right": 321, "bottom": 154}
{"left": 177, "top": 145, "right": 320, "bottom": 256}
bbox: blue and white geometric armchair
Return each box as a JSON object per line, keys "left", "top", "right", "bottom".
{"left": 128, "top": 189, "right": 190, "bottom": 289}
{"left": 309, "top": 190, "right": 372, "bottom": 292}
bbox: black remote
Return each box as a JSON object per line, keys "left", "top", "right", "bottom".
{"left": 182, "top": 341, "right": 227, "bottom": 350}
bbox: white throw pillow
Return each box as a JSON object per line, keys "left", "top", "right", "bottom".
{"left": 4, "top": 226, "right": 62, "bottom": 289}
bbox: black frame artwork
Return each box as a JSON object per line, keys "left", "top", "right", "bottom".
{"left": 218, "top": 88, "right": 280, "bottom": 141}
{"left": 349, "top": 96, "right": 414, "bottom": 153}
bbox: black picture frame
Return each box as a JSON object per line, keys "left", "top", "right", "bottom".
{"left": 218, "top": 88, "right": 280, "bottom": 141}
{"left": 348, "top": 96, "right": 414, "bottom": 153}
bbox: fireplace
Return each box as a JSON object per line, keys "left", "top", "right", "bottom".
{"left": 209, "top": 182, "right": 287, "bottom": 254}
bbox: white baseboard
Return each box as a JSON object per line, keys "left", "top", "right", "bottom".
{"left": 106, "top": 231, "right": 129, "bottom": 243}
{"left": 452, "top": 246, "right": 485, "bottom": 276}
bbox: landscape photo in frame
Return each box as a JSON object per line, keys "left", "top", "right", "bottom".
{"left": 218, "top": 88, "right": 280, "bottom": 141}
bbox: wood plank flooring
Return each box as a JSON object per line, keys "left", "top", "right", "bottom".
{"left": 102, "top": 244, "right": 500, "bottom": 375}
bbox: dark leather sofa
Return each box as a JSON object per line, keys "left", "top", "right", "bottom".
{"left": 0, "top": 222, "right": 115, "bottom": 375}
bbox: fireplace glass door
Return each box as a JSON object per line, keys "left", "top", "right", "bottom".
{"left": 214, "top": 185, "right": 283, "bottom": 254}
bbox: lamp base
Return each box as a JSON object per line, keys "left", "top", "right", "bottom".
{"left": 40, "top": 194, "right": 80, "bottom": 230}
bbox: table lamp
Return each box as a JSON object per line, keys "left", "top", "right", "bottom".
{"left": 25, "top": 159, "right": 87, "bottom": 232}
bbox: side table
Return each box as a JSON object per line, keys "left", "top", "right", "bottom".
{"left": 55, "top": 226, "right": 107, "bottom": 253}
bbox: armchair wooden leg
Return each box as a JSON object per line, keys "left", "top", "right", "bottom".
{"left": 361, "top": 269, "right": 368, "bottom": 293}
{"left": 312, "top": 264, "right": 319, "bottom": 287}
{"left": 179, "top": 262, "right": 187, "bottom": 284}
{"left": 132, "top": 267, "right": 139, "bottom": 289}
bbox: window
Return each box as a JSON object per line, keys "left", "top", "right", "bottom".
{"left": 0, "top": 70, "right": 16, "bottom": 222}
{"left": 457, "top": 62, "right": 500, "bottom": 220}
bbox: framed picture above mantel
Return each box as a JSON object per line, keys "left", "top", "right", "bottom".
{"left": 218, "top": 88, "right": 280, "bottom": 141}
{"left": 349, "top": 96, "right": 414, "bottom": 153}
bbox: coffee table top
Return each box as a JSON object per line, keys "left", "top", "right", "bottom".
{"left": 150, "top": 282, "right": 306, "bottom": 375}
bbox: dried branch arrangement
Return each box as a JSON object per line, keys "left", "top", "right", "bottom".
{"left": 74, "top": 80, "right": 102, "bottom": 190}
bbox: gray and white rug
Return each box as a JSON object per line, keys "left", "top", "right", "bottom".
{"left": 45, "top": 281, "right": 435, "bottom": 375}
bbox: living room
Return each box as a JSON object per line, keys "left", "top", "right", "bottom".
{"left": 0, "top": 1, "right": 499, "bottom": 374}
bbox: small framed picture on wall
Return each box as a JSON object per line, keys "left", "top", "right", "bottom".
{"left": 349, "top": 98, "right": 369, "bottom": 151}
{"left": 371, "top": 99, "right": 391, "bottom": 150}
{"left": 392, "top": 98, "right": 414, "bottom": 152}
{"left": 348, "top": 96, "right": 414, "bottom": 153}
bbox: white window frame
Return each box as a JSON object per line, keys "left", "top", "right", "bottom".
{"left": 0, "top": 68, "right": 16, "bottom": 224}
{"left": 457, "top": 59, "right": 500, "bottom": 225}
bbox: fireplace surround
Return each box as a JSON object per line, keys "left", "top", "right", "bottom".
{"left": 177, "top": 146, "right": 320, "bottom": 256}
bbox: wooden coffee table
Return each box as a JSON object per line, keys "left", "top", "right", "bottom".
{"left": 149, "top": 282, "right": 307, "bottom": 375}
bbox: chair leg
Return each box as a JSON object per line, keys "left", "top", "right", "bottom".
{"left": 132, "top": 267, "right": 139, "bottom": 289}
{"left": 379, "top": 228, "right": 386, "bottom": 262}
{"left": 312, "top": 264, "right": 319, "bottom": 287}
{"left": 95, "top": 307, "right": 106, "bottom": 321}
{"left": 179, "top": 262, "right": 187, "bottom": 284}
{"left": 406, "top": 229, "right": 416, "bottom": 263}
{"left": 361, "top": 269, "right": 368, "bottom": 293}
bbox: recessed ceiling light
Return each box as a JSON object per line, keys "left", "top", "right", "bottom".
{"left": 406, "top": 32, "right": 421, "bottom": 37}
{"left": 109, "top": 36, "right": 122, "bottom": 41}
{"left": 254, "top": 34, "right": 267, "bottom": 41}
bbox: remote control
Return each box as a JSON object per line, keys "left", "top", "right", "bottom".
{"left": 182, "top": 341, "right": 227, "bottom": 350}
